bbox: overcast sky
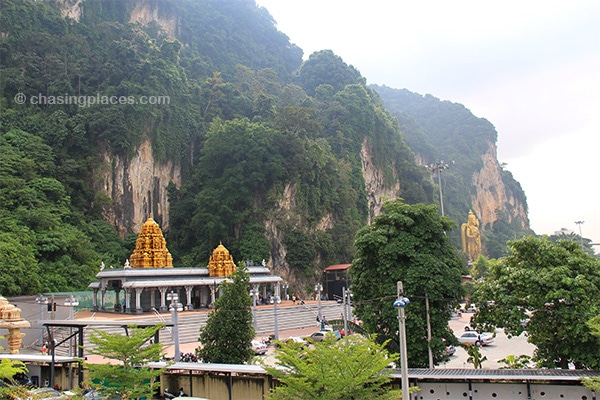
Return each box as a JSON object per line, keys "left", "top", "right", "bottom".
{"left": 257, "top": 0, "right": 600, "bottom": 248}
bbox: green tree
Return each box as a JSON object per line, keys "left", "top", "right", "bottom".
{"left": 350, "top": 200, "right": 466, "bottom": 367}
{"left": 471, "top": 236, "right": 600, "bottom": 369}
{"left": 498, "top": 354, "right": 533, "bottom": 369}
{"left": 0, "top": 338, "right": 28, "bottom": 400}
{"left": 196, "top": 264, "right": 255, "bottom": 364}
{"left": 465, "top": 343, "right": 487, "bottom": 369}
{"left": 264, "top": 334, "right": 402, "bottom": 400}
{"left": 583, "top": 315, "right": 600, "bottom": 391}
{"left": 84, "top": 324, "right": 165, "bottom": 400}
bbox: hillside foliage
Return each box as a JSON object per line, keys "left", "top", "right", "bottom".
{"left": 0, "top": 0, "right": 529, "bottom": 296}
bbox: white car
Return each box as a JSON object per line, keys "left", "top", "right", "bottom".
{"left": 251, "top": 339, "right": 268, "bottom": 355}
{"left": 457, "top": 331, "right": 494, "bottom": 346}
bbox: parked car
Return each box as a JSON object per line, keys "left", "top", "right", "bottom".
{"left": 457, "top": 331, "right": 494, "bottom": 346}
{"left": 465, "top": 304, "right": 478, "bottom": 313}
{"left": 444, "top": 344, "right": 456, "bottom": 356}
{"left": 283, "top": 336, "right": 307, "bottom": 347}
{"left": 28, "top": 388, "right": 66, "bottom": 399}
{"left": 307, "top": 332, "right": 325, "bottom": 342}
{"left": 252, "top": 339, "right": 268, "bottom": 355}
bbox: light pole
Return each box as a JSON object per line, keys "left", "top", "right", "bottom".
{"left": 167, "top": 291, "right": 183, "bottom": 362}
{"left": 428, "top": 161, "right": 452, "bottom": 216}
{"left": 64, "top": 295, "right": 79, "bottom": 356}
{"left": 251, "top": 287, "right": 258, "bottom": 331}
{"left": 36, "top": 294, "right": 48, "bottom": 346}
{"left": 393, "top": 281, "right": 410, "bottom": 400}
{"left": 315, "top": 283, "right": 322, "bottom": 324}
{"left": 575, "top": 220, "right": 585, "bottom": 250}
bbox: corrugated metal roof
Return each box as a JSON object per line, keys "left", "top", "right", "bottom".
{"left": 147, "top": 361, "right": 267, "bottom": 375}
{"left": 393, "top": 368, "right": 600, "bottom": 381}
{"left": 146, "top": 364, "right": 600, "bottom": 381}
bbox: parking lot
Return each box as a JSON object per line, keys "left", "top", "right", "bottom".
{"left": 256, "top": 311, "right": 538, "bottom": 369}
{"left": 443, "top": 311, "right": 537, "bottom": 369}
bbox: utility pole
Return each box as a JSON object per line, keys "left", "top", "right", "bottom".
{"left": 425, "top": 293, "right": 434, "bottom": 368}
{"left": 342, "top": 287, "right": 348, "bottom": 335}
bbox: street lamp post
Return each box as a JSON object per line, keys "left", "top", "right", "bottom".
{"left": 393, "top": 281, "right": 410, "bottom": 400}
{"left": 575, "top": 220, "right": 585, "bottom": 250}
{"left": 251, "top": 287, "right": 258, "bottom": 332}
{"left": 167, "top": 291, "right": 183, "bottom": 362}
{"left": 315, "top": 284, "right": 322, "bottom": 323}
{"left": 36, "top": 295, "right": 48, "bottom": 346}
{"left": 428, "top": 161, "right": 452, "bottom": 216}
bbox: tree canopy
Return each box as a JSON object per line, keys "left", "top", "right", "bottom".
{"left": 471, "top": 236, "right": 600, "bottom": 369}
{"left": 350, "top": 200, "right": 466, "bottom": 367}
{"left": 196, "top": 264, "right": 255, "bottom": 363}
{"left": 264, "top": 334, "right": 402, "bottom": 400}
{"left": 85, "top": 324, "right": 165, "bottom": 399}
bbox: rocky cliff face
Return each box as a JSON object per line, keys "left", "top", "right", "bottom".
{"left": 130, "top": 1, "right": 179, "bottom": 40}
{"left": 360, "top": 138, "right": 401, "bottom": 224}
{"left": 97, "top": 139, "right": 181, "bottom": 237}
{"left": 471, "top": 142, "right": 529, "bottom": 231}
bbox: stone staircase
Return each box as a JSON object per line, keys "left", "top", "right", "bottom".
{"left": 51, "top": 301, "right": 347, "bottom": 356}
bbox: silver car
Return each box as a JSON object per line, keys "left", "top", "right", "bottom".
{"left": 457, "top": 331, "right": 494, "bottom": 346}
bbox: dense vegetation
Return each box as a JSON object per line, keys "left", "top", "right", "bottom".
{"left": 0, "top": 0, "right": 529, "bottom": 296}
{"left": 471, "top": 236, "right": 600, "bottom": 369}
{"left": 350, "top": 200, "right": 466, "bottom": 367}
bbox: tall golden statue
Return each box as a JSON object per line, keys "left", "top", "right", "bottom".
{"left": 129, "top": 216, "right": 173, "bottom": 268}
{"left": 461, "top": 210, "right": 482, "bottom": 261}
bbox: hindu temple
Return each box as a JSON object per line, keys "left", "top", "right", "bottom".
{"left": 0, "top": 295, "right": 31, "bottom": 354}
{"left": 88, "top": 217, "right": 282, "bottom": 313}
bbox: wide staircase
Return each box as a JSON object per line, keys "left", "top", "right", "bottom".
{"left": 51, "top": 301, "right": 347, "bottom": 356}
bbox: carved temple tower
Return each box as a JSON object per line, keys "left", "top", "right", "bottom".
{"left": 207, "top": 243, "right": 237, "bottom": 277}
{"left": 129, "top": 216, "right": 173, "bottom": 268}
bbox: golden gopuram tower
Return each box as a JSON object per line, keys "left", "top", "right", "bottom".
{"left": 207, "top": 243, "right": 236, "bottom": 278}
{"left": 0, "top": 295, "right": 30, "bottom": 354}
{"left": 129, "top": 216, "right": 173, "bottom": 268}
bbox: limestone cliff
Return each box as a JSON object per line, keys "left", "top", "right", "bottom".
{"left": 97, "top": 139, "right": 181, "bottom": 237}
{"left": 130, "top": 1, "right": 179, "bottom": 40}
{"left": 471, "top": 142, "right": 529, "bottom": 231}
{"left": 360, "top": 137, "right": 401, "bottom": 224}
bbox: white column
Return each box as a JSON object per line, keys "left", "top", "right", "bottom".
{"left": 159, "top": 287, "right": 168, "bottom": 312}
{"left": 150, "top": 289, "right": 156, "bottom": 310}
{"left": 185, "top": 286, "right": 193, "bottom": 310}
{"left": 100, "top": 288, "right": 106, "bottom": 311}
{"left": 135, "top": 288, "right": 143, "bottom": 313}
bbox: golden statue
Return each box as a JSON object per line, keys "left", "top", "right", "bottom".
{"left": 0, "top": 295, "right": 30, "bottom": 354}
{"left": 129, "top": 216, "right": 173, "bottom": 268}
{"left": 461, "top": 210, "right": 482, "bottom": 261}
{"left": 207, "top": 242, "right": 236, "bottom": 277}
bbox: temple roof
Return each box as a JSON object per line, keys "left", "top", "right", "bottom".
{"left": 129, "top": 216, "right": 173, "bottom": 268}
{"left": 207, "top": 242, "right": 236, "bottom": 278}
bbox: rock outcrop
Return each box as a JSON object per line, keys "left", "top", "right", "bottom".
{"left": 97, "top": 139, "right": 181, "bottom": 237}
{"left": 471, "top": 142, "right": 529, "bottom": 231}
